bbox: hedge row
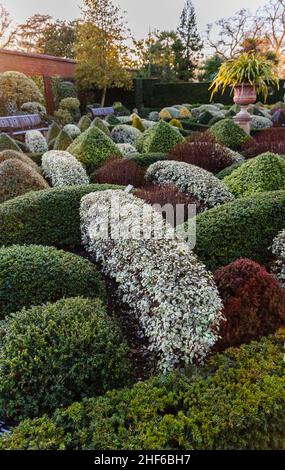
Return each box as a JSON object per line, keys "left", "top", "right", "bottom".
{"left": 0, "top": 184, "right": 121, "bottom": 249}
{"left": 190, "top": 191, "right": 285, "bottom": 271}
{"left": 1, "top": 333, "right": 284, "bottom": 450}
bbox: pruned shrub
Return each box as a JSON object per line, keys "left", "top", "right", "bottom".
{"left": 251, "top": 115, "right": 272, "bottom": 130}
{"left": 25, "top": 130, "right": 48, "bottom": 153}
{"left": 271, "top": 229, "right": 285, "bottom": 288}
{"left": 136, "top": 121, "right": 184, "bottom": 154}
{"left": 92, "top": 117, "right": 111, "bottom": 137}
{"left": 0, "top": 149, "right": 39, "bottom": 172}
{"left": 272, "top": 109, "right": 285, "bottom": 127}
{"left": 62, "top": 124, "right": 81, "bottom": 139}
{"left": 0, "top": 71, "right": 43, "bottom": 114}
{"left": 136, "top": 184, "right": 205, "bottom": 222}
{"left": 111, "top": 125, "right": 142, "bottom": 145}
{"left": 127, "top": 152, "right": 166, "bottom": 168}
{"left": 1, "top": 333, "right": 284, "bottom": 450}
{"left": 0, "top": 244, "right": 105, "bottom": 317}
{"left": 20, "top": 101, "right": 47, "bottom": 118}
{"left": 0, "top": 297, "right": 131, "bottom": 422}
{"left": 53, "top": 129, "right": 73, "bottom": 151}
{"left": 46, "top": 122, "right": 61, "bottom": 143}
{"left": 0, "top": 134, "right": 22, "bottom": 152}
{"left": 242, "top": 128, "right": 285, "bottom": 158}
{"left": 210, "top": 119, "right": 250, "bottom": 150}
{"left": 215, "top": 161, "right": 244, "bottom": 179}
{"left": 213, "top": 259, "right": 285, "bottom": 351}
{"left": 81, "top": 190, "right": 223, "bottom": 372}
{"left": 0, "top": 184, "right": 121, "bottom": 248}
{"left": 91, "top": 157, "right": 144, "bottom": 187}
{"left": 224, "top": 152, "right": 285, "bottom": 197}
{"left": 0, "top": 159, "right": 48, "bottom": 203}
{"left": 78, "top": 115, "right": 91, "bottom": 132}
{"left": 116, "top": 143, "right": 137, "bottom": 156}
{"left": 132, "top": 114, "right": 145, "bottom": 132}
{"left": 146, "top": 160, "right": 234, "bottom": 210}
{"left": 67, "top": 126, "right": 122, "bottom": 169}
{"left": 190, "top": 191, "right": 285, "bottom": 271}
{"left": 42, "top": 151, "right": 89, "bottom": 187}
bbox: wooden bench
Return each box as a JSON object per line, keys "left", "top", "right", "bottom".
{"left": 90, "top": 107, "right": 114, "bottom": 119}
{"left": 0, "top": 114, "right": 49, "bottom": 137}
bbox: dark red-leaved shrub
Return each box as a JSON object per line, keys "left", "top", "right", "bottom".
{"left": 91, "top": 157, "right": 145, "bottom": 187}
{"left": 214, "top": 258, "right": 285, "bottom": 352}
{"left": 242, "top": 128, "right": 285, "bottom": 158}
{"left": 168, "top": 132, "right": 234, "bottom": 173}
{"left": 136, "top": 184, "right": 205, "bottom": 225}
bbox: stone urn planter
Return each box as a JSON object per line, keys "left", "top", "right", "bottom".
{"left": 233, "top": 84, "right": 257, "bottom": 134}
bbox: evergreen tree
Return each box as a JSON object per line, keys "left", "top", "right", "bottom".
{"left": 175, "top": 0, "right": 203, "bottom": 80}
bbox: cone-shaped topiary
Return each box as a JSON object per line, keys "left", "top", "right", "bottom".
{"left": 169, "top": 118, "right": 183, "bottom": 129}
{"left": 92, "top": 117, "right": 111, "bottom": 137}
{"left": 210, "top": 119, "right": 250, "bottom": 150}
{"left": 0, "top": 133, "right": 22, "bottom": 152}
{"left": 224, "top": 152, "right": 285, "bottom": 198}
{"left": 78, "top": 115, "right": 91, "bottom": 132}
{"left": 136, "top": 121, "right": 184, "bottom": 154}
{"left": 46, "top": 122, "right": 61, "bottom": 143}
{"left": 53, "top": 129, "right": 73, "bottom": 151}
{"left": 0, "top": 159, "right": 48, "bottom": 203}
{"left": 132, "top": 114, "right": 145, "bottom": 132}
{"left": 67, "top": 125, "right": 122, "bottom": 169}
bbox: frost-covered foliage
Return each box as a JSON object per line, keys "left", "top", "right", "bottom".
{"left": 25, "top": 130, "right": 48, "bottom": 153}
{"left": 271, "top": 230, "right": 285, "bottom": 288}
{"left": 251, "top": 115, "right": 273, "bottom": 130}
{"left": 146, "top": 160, "right": 234, "bottom": 209}
{"left": 111, "top": 125, "right": 142, "bottom": 145}
{"left": 63, "top": 124, "right": 81, "bottom": 139}
{"left": 42, "top": 151, "right": 89, "bottom": 187}
{"left": 80, "top": 190, "right": 223, "bottom": 372}
{"left": 116, "top": 143, "right": 137, "bottom": 157}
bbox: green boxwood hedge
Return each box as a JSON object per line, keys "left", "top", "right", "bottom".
{"left": 0, "top": 297, "right": 131, "bottom": 422}
{"left": 215, "top": 161, "right": 244, "bottom": 180}
{"left": 209, "top": 119, "right": 250, "bottom": 150}
{"left": 0, "top": 184, "right": 121, "bottom": 248}
{"left": 128, "top": 152, "right": 166, "bottom": 168}
{"left": 0, "top": 244, "right": 105, "bottom": 317}
{"left": 190, "top": 191, "right": 285, "bottom": 271}
{"left": 224, "top": 152, "right": 285, "bottom": 198}
{"left": 136, "top": 121, "right": 184, "bottom": 154}
{"left": 1, "top": 333, "right": 284, "bottom": 450}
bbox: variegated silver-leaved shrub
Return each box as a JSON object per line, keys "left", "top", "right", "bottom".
{"left": 63, "top": 124, "right": 81, "bottom": 138}
{"left": 271, "top": 229, "right": 285, "bottom": 288}
{"left": 145, "top": 160, "right": 234, "bottom": 209}
{"left": 111, "top": 125, "right": 142, "bottom": 145}
{"left": 116, "top": 143, "right": 137, "bottom": 156}
{"left": 80, "top": 189, "right": 224, "bottom": 372}
{"left": 42, "top": 150, "right": 89, "bottom": 187}
{"left": 25, "top": 130, "right": 48, "bottom": 153}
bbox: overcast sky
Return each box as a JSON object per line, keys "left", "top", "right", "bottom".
{"left": 2, "top": 0, "right": 266, "bottom": 38}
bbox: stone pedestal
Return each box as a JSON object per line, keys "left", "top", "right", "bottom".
{"left": 233, "top": 84, "right": 257, "bottom": 135}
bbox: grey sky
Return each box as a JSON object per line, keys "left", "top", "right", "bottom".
{"left": 2, "top": 0, "right": 266, "bottom": 38}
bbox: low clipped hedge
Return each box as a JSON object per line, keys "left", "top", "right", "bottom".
{"left": 190, "top": 191, "right": 285, "bottom": 271}
{"left": 0, "top": 245, "right": 105, "bottom": 317}
{"left": 0, "top": 184, "right": 121, "bottom": 248}
{"left": 1, "top": 333, "right": 284, "bottom": 450}
{"left": 224, "top": 152, "right": 285, "bottom": 198}
{"left": 0, "top": 297, "right": 131, "bottom": 422}
{"left": 127, "top": 152, "right": 166, "bottom": 168}
{"left": 215, "top": 161, "right": 244, "bottom": 180}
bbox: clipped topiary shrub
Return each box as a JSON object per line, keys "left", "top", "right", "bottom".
{"left": 25, "top": 130, "right": 48, "bottom": 153}
{"left": 46, "top": 122, "right": 61, "bottom": 143}
{"left": 0, "top": 71, "right": 43, "bottom": 114}
{"left": 210, "top": 119, "right": 250, "bottom": 150}
{"left": 215, "top": 161, "right": 244, "bottom": 180}
{"left": 53, "top": 129, "right": 73, "bottom": 151}
{"left": 0, "top": 159, "right": 48, "bottom": 203}
{"left": 251, "top": 115, "right": 273, "bottom": 130}
{"left": 20, "top": 101, "right": 47, "bottom": 118}
{"left": 0, "top": 149, "right": 40, "bottom": 172}
{"left": 116, "top": 143, "right": 137, "bottom": 156}
{"left": 1, "top": 333, "right": 284, "bottom": 450}
{"left": 62, "top": 124, "right": 81, "bottom": 139}
{"left": 91, "top": 157, "right": 144, "bottom": 187}
{"left": 81, "top": 190, "right": 223, "bottom": 372}
{"left": 242, "top": 128, "right": 285, "bottom": 158}
{"left": 92, "top": 117, "right": 111, "bottom": 137}
{"left": 0, "top": 297, "right": 131, "bottom": 422}
{"left": 0, "top": 184, "right": 121, "bottom": 248}
{"left": 111, "top": 125, "right": 142, "bottom": 145}
{"left": 0, "top": 244, "right": 105, "bottom": 317}
{"left": 146, "top": 160, "right": 234, "bottom": 210}
{"left": 67, "top": 126, "right": 122, "bottom": 169}
{"left": 42, "top": 151, "right": 89, "bottom": 187}
{"left": 0, "top": 134, "right": 22, "bottom": 152}
{"left": 224, "top": 152, "right": 285, "bottom": 197}
{"left": 214, "top": 259, "right": 285, "bottom": 351}
{"left": 78, "top": 115, "right": 91, "bottom": 132}
{"left": 132, "top": 114, "right": 145, "bottom": 132}
{"left": 127, "top": 152, "right": 166, "bottom": 168}
{"left": 136, "top": 121, "right": 184, "bottom": 154}
{"left": 271, "top": 229, "right": 285, "bottom": 288}
{"left": 190, "top": 191, "right": 285, "bottom": 271}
